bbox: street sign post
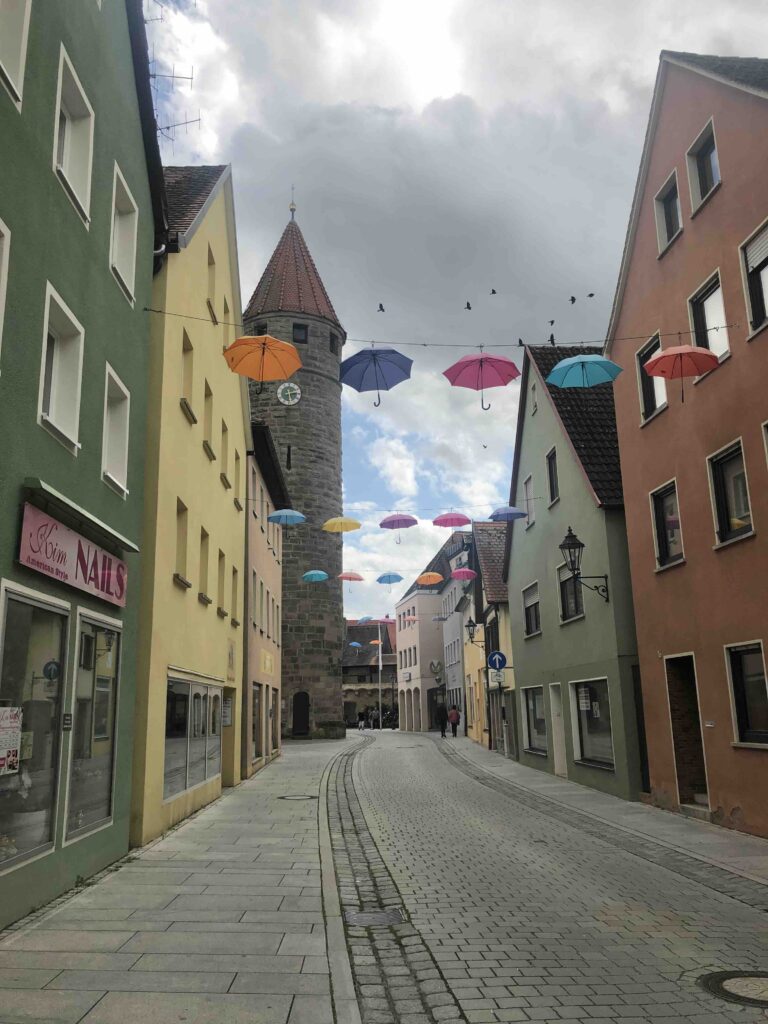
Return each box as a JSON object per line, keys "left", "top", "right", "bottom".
{"left": 490, "top": 669, "right": 505, "bottom": 686}
{"left": 487, "top": 650, "right": 507, "bottom": 671}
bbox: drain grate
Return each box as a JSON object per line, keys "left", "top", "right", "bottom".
{"left": 344, "top": 908, "right": 406, "bottom": 926}
{"left": 278, "top": 795, "right": 318, "bottom": 801}
{"left": 699, "top": 971, "right": 768, "bottom": 1007}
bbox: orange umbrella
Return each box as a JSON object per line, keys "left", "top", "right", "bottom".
{"left": 223, "top": 335, "right": 302, "bottom": 392}
{"left": 417, "top": 572, "right": 443, "bottom": 586}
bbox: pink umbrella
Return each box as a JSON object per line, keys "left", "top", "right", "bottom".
{"left": 380, "top": 512, "right": 417, "bottom": 545}
{"left": 643, "top": 344, "right": 718, "bottom": 402}
{"left": 338, "top": 572, "right": 364, "bottom": 581}
{"left": 443, "top": 351, "right": 521, "bottom": 410}
{"left": 433, "top": 511, "right": 471, "bottom": 528}
{"left": 451, "top": 567, "right": 477, "bottom": 581}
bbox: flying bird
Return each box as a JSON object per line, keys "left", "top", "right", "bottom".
{"left": 548, "top": 319, "right": 555, "bottom": 326}
{"left": 548, "top": 333, "right": 555, "bottom": 345}
{"left": 490, "top": 288, "right": 497, "bottom": 295}
{"left": 587, "top": 292, "right": 595, "bottom": 298}
{"left": 517, "top": 338, "right": 524, "bottom": 346}
{"left": 377, "top": 303, "right": 385, "bottom": 312}
{"left": 482, "top": 444, "right": 488, "bottom": 449}
{"left": 569, "top": 296, "right": 576, "bottom": 304}
{"left": 465, "top": 301, "right": 472, "bottom": 310}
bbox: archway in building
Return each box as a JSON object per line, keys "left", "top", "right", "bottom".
{"left": 292, "top": 691, "right": 310, "bottom": 737}
{"left": 405, "top": 690, "right": 413, "bottom": 732}
{"left": 413, "top": 687, "right": 422, "bottom": 731}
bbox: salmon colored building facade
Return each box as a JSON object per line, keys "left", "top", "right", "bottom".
{"left": 607, "top": 52, "right": 768, "bottom": 837}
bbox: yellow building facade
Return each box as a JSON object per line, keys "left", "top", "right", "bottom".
{"left": 131, "top": 166, "right": 249, "bottom": 845}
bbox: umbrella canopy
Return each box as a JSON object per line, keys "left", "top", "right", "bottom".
{"left": 377, "top": 573, "right": 403, "bottom": 585}
{"left": 322, "top": 516, "right": 361, "bottom": 533}
{"left": 302, "top": 570, "right": 329, "bottom": 583}
{"left": 224, "top": 335, "right": 302, "bottom": 391}
{"left": 358, "top": 615, "right": 373, "bottom": 623}
{"left": 369, "top": 639, "right": 382, "bottom": 646}
{"left": 379, "top": 513, "right": 417, "bottom": 530}
{"left": 490, "top": 506, "right": 527, "bottom": 522}
{"left": 451, "top": 567, "right": 477, "bottom": 581}
{"left": 417, "top": 572, "right": 443, "bottom": 586}
{"left": 338, "top": 572, "right": 364, "bottom": 582}
{"left": 643, "top": 344, "right": 719, "bottom": 402}
{"left": 268, "top": 508, "right": 306, "bottom": 526}
{"left": 348, "top": 641, "right": 362, "bottom": 648}
{"left": 546, "top": 353, "right": 623, "bottom": 388}
{"left": 340, "top": 347, "right": 413, "bottom": 407}
{"left": 443, "top": 352, "right": 521, "bottom": 410}
{"left": 404, "top": 615, "right": 419, "bottom": 622}
{"left": 433, "top": 511, "right": 471, "bottom": 528}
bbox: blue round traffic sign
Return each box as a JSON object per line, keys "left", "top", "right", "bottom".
{"left": 487, "top": 650, "right": 507, "bottom": 670}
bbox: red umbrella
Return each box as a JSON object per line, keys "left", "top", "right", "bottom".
{"left": 443, "top": 351, "right": 521, "bottom": 410}
{"left": 643, "top": 344, "right": 718, "bottom": 402}
{"left": 433, "top": 511, "right": 471, "bottom": 528}
{"left": 451, "top": 567, "right": 477, "bottom": 581}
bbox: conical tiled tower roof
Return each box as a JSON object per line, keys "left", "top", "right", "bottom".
{"left": 244, "top": 218, "right": 342, "bottom": 327}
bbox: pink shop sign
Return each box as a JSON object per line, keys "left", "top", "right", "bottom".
{"left": 19, "top": 503, "right": 127, "bottom": 607}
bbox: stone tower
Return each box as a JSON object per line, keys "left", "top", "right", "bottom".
{"left": 244, "top": 207, "right": 345, "bottom": 738}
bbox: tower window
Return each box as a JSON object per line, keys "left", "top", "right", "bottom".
{"left": 255, "top": 321, "right": 268, "bottom": 335}
{"left": 293, "top": 323, "right": 308, "bottom": 344}
{"left": 330, "top": 332, "right": 339, "bottom": 356}
{"left": 286, "top": 444, "right": 292, "bottom": 470}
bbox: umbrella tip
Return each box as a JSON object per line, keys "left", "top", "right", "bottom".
{"left": 289, "top": 184, "right": 296, "bottom": 220}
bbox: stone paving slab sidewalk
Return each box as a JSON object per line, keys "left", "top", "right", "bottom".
{"left": 0, "top": 738, "right": 357, "bottom": 1024}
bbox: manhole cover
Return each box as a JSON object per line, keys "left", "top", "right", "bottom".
{"left": 344, "top": 908, "right": 406, "bottom": 926}
{"left": 699, "top": 971, "right": 768, "bottom": 1007}
{"left": 278, "top": 795, "right": 318, "bottom": 801}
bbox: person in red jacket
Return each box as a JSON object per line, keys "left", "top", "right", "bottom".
{"left": 447, "top": 704, "right": 461, "bottom": 738}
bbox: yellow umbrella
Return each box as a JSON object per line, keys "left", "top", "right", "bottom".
{"left": 322, "top": 516, "right": 361, "bottom": 533}
{"left": 223, "top": 335, "right": 302, "bottom": 392}
{"left": 417, "top": 572, "right": 443, "bottom": 586}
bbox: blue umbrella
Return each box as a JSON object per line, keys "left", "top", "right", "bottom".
{"left": 268, "top": 508, "right": 306, "bottom": 525}
{"left": 358, "top": 616, "right": 373, "bottom": 623}
{"left": 490, "top": 506, "right": 527, "bottom": 522}
{"left": 377, "top": 573, "right": 403, "bottom": 585}
{"left": 302, "top": 570, "right": 329, "bottom": 583}
{"left": 546, "top": 354, "right": 622, "bottom": 388}
{"left": 349, "top": 641, "right": 362, "bottom": 648}
{"left": 340, "top": 347, "right": 413, "bottom": 407}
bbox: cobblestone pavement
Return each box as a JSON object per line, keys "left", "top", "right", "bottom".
{"left": 341, "top": 731, "right": 768, "bottom": 1024}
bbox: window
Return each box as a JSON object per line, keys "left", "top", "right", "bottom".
{"left": 413, "top": 646, "right": 417, "bottom": 666}
{"left": 546, "top": 448, "right": 559, "bottom": 504}
{"left": 523, "top": 687, "right": 547, "bottom": 753}
{"left": 728, "top": 644, "right": 768, "bottom": 744}
{"left": 293, "top": 323, "right": 308, "bottom": 344}
{"left": 0, "top": 0, "right": 32, "bottom": 104}
{"left": 222, "top": 297, "right": 231, "bottom": 348}
{"left": 255, "top": 321, "right": 268, "bottom": 336}
{"left": 654, "top": 172, "right": 681, "bottom": 251}
{"left": 330, "top": 332, "right": 339, "bottom": 356}
{"left": 220, "top": 421, "right": 229, "bottom": 482}
{"left": 217, "top": 551, "right": 226, "bottom": 612}
{"left": 252, "top": 684, "right": 263, "bottom": 760}
{"left": 652, "top": 482, "right": 684, "bottom": 566}
{"left": 522, "top": 583, "right": 540, "bottom": 637}
{"left": 523, "top": 475, "right": 535, "bottom": 525}
{"left": 637, "top": 336, "right": 666, "bottom": 421}
{"left": 163, "top": 680, "right": 222, "bottom": 798}
{"left": 206, "top": 245, "right": 217, "bottom": 323}
{"left": 260, "top": 485, "right": 265, "bottom": 525}
{"left": 710, "top": 443, "right": 752, "bottom": 543}
{"left": 690, "top": 275, "right": 729, "bottom": 359}
{"left": 68, "top": 621, "right": 121, "bottom": 835}
{"left": 199, "top": 528, "right": 209, "bottom": 600}
{"left": 231, "top": 567, "right": 238, "bottom": 624}
{"left": 180, "top": 330, "right": 195, "bottom": 420}
{"left": 743, "top": 224, "right": 768, "bottom": 332}
{"left": 286, "top": 444, "right": 292, "bottom": 471}
{"left": 271, "top": 688, "right": 279, "bottom": 750}
{"left": 234, "top": 451, "right": 241, "bottom": 505}
{"left": 531, "top": 383, "right": 537, "bottom": 414}
{"left": 687, "top": 122, "right": 720, "bottom": 210}
{"left": 39, "top": 284, "right": 84, "bottom": 449}
{"left": 276, "top": 603, "right": 280, "bottom": 645}
{"left": 109, "top": 165, "right": 138, "bottom": 299}
{"left": 266, "top": 588, "right": 271, "bottom": 637}
{"left": 53, "top": 48, "right": 95, "bottom": 220}
{"left": 0, "top": 592, "right": 67, "bottom": 864}
{"left": 101, "top": 366, "right": 130, "bottom": 494}
{"left": 175, "top": 499, "right": 188, "bottom": 579}
{"left": 558, "top": 565, "right": 583, "bottom": 621}
{"left": 0, "top": 217, "right": 9, "bottom": 367}
{"left": 203, "top": 381, "right": 214, "bottom": 458}
{"left": 572, "top": 679, "right": 614, "bottom": 768}
{"left": 259, "top": 580, "right": 265, "bottom": 630}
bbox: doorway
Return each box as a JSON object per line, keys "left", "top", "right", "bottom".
{"left": 549, "top": 683, "right": 567, "bottom": 778}
{"left": 665, "top": 655, "right": 708, "bottom": 807}
{"left": 292, "top": 691, "right": 310, "bottom": 737}
{"left": 631, "top": 664, "right": 650, "bottom": 793}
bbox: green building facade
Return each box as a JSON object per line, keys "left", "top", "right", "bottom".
{"left": 0, "top": 0, "right": 164, "bottom": 927}
{"left": 505, "top": 346, "right": 648, "bottom": 801}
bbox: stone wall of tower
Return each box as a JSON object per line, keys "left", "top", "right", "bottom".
{"left": 245, "top": 311, "right": 345, "bottom": 738}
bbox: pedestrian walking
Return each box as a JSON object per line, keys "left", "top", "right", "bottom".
{"left": 436, "top": 702, "right": 448, "bottom": 738}
{"left": 448, "top": 704, "right": 461, "bottom": 738}
{"left": 371, "top": 707, "right": 380, "bottom": 730}
{"left": 358, "top": 711, "right": 366, "bottom": 731}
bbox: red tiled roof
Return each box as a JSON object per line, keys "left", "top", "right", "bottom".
{"left": 472, "top": 522, "right": 508, "bottom": 604}
{"left": 244, "top": 219, "right": 341, "bottom": 327}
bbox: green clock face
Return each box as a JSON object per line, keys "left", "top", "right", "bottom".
{"left": 277, "top": 382, "right": 302, "bottom": 406}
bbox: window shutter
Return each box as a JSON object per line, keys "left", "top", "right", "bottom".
{"left": 745, "top": 227, "right": 768, "bottom": 271}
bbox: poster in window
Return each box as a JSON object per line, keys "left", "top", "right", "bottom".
{"left": 0, "top": 707, "right": 22, "bottom": 775}
{"left": 578, "top": 685, "right": 591, "bottom": 711}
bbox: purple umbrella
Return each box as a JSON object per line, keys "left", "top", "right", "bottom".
{"left": 340, "top": 347, "right": 413, "bottom": 407}
{"left": 380, "top": 513, "right": 417, "bottom": 545}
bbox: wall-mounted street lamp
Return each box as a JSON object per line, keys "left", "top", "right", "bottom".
{"left": 464, "top": 618, "right": 485, "bottom": 647}
{"left": 558, "top": 527, "right": 609, "bottom": 603}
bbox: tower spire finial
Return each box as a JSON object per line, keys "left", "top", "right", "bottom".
{"left": 289, "top": 184, "right": 296, "bottom": 220}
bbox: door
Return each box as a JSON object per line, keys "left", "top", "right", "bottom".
{"left": 292, "top": 691, "right": 310, "bottom": 737}
{"left": 631, "top": 664, "right": 650, "bottom": 793}
{"left": 549, "top": 683, "right": 567, "bottom": 778}
{"left": 665, "top": 656, "right": 708, "bottom": 807}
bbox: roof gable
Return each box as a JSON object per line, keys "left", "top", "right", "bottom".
{"left": 472, "top": 522, "right": 507, "bottom": 605}
{"left": 164, "top": 165, "right": 228, "bottom": 237}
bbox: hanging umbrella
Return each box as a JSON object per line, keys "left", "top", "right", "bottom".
{"left": 340, "top": 347, "right": 413, "bottom": 407}
{"left": 433, "top": 511, "right": 471, "bottom": 528}
{"left": 377, "top": 573, "right": 403, "bottom": 585}
{"left": 348, "top": 641, "right": 362, "bottom": 648}
{"left": 338, "top": 572, "right": 364, "bottom": 582}
{"left": 268, "top": 508, "right": 306, "bottom": 526}
{"left": 369, "top": 639, "right": 382, "bottom": 646}
{"left": 224, "top": 335, "right": 302, "bottom": 393}
{"left": 358, "top": 615, "right": 373, "bottom": 623}
{"left": 302, "top": 570, "right": 329, "bottom": 583}
{"left": 443, "top": 351, "right": 521, "bottom": 410}
{"left": 546, "top": 353, "right": 623, "bottom": 388}
{"left": 404, "top": 615, "right": 419, "bottom": 622}
{"left": 380, "top": 512, "right": 417, "bottom": 545}
{"left": 417, "top": 572, "right": 443, "bottom": 586}
{"left": 323, "top": 516, "right": 361, "bottom": 533}
{"left": 643, "top": 344, "right": 719, "bottom": 402}
{"left": 490, "top": 506, "right": 526, "bottom": 522}
{"left": 451, "top": 567, "right": 477, "bottom": 581}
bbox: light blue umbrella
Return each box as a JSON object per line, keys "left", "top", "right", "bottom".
{"left": 377, "top": 573, "right": 403, "bottom": 585}
{"left": 349, "top": 641, "right": 362, "bottom": 648}
{"left": 358, "top": 616, "right": 373, "bottom": 623}
{"left": 546, "top": 354, "right": 622, "bottom": 388}
{"left": 268, "top": 508, "right": 306, "bottom": 525}
{"left": 302, "top": 570, "right": 329, "bottom": 583}
{"left": 490, "top": 506, "right": 527, "bottom": 522}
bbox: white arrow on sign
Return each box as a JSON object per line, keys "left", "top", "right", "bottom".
{"left": 487, "top": 650, "right": 507, "bottom": 670}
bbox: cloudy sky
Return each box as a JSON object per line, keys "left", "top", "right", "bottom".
{"left": 149, "top": 0, "right": 766, "bottom": 619}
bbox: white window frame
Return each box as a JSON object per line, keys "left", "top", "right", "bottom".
{"left": 520, "top": 684, "right": 547, "bottom": 755}
{"left": 568, "top": 676, "right": 616, "bottom": 770}
{"left": 648, "top": 476, "right": 686, "bottom": 571}
{"left": 685, "top": 118, "right": 720, "bottom": 214}
{"left": 101, "top": 363, "right": 131, "bottom": 497}
{"left": 0, "top": 215, "right": 10, "bottom": 371}
{"left": 523, "top": 474, "right": 535, "bottom": 527}
{"left": 52, "top": 46, "right": 95, "bottom": 225}
{"left": 723, "top": 639, "right": 768, "bottom": 748}
{"left": 687, "top": 269, "right": 730, "bottom": 366}
{"left": 0, "top": 0, "right": 32, "bottom": 108}
{"left": 706, "top": 435, "right": 755, "bottom": 549}
{"left": 109, "top": 163, "right": 139, "bottom": 303}
{"left": 653, "top": 169, "right": 682, "bottom": 254}
{"left": 37, "top": 282, "right": 85, "bottom": 453}
{"left": 635, "top": 333, "right": 667, "bottom": 425}
{"left": 738, "top": 214, "right": 768, "bottom": 341}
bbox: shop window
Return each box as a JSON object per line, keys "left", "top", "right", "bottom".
{"left": 690, "top": 274, "right": 729, "bottom": 359}
{"left": 522, "top": 583, "right": 540, "bottom": 637}
{"left": 101, "top": 366, "right": 130, "bottom": 494}
{"left": 0, "top": 0, "right": 31, "bottom": 104}
{"left": 109, "top": 164, "right": 138, "bottom": 300}
{"left": 163, "top": 681, "right": 223, "bottom": 796}
{"left": 572, "top": 679, "right": 614, "bottom": 768}
{"left": 207, "top": 693, "right": 221, "bottom": 777}
{"left": 558, "top": 564, "right": 583, "bottom": 621}
{"left": 652, "top": 481, "right": 684, "bottom": 566}
{"left": 271, "top": 687, "right": 279, "bottom": 749}
{"left": 54, "top": 47, "right": 95, "bottom": 221}
{"left": 637, "top": 336, "right": 666, "bottom": 421}
{"left": 39, "top": 284, "right": 84, "bottom": 450}
{"left": 709, "top": 442, "right": 752, "bottom": 543}
{"left": 252, "top": 684, "right": 263, "bottom": 760}
{"left": 0, "top": 594, "right": 67, "bottom": 865}
{"left": 728, "top": 644, "right": 768, "bottom": 745}
{"left": 523, "top": 687, "right": 547, "bottom": 753}
{"left": 67, "top": 622, "right": 120, "bottom": 836}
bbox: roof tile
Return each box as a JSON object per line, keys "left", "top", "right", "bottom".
{"left": 163, "top": 165, "right": 227, "bottom": 233}
{"left": 663, "top": 51, "right": 768, "bottom": 95}
{"left": 472, "top": 522, "right": 507, "bottom": 604}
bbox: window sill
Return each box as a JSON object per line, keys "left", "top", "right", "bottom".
{"left": 217, "top": 606, "right": 228, "bottom": 618}
{"left": 574, "top": 758, "right": 615, "bottom": 773}
{"left": 198, "top": 592, "right": 212, "bottom": 606}
{"left": 173, "top": 572, "right": 192, "bottom": 590}
{"left": 220, "top": 472, "right": 232, "bottom": 490}
{"left": 0, "top": 59, "right": 23, "bottom": 107}
{"left": 524, "top": 630, "right": 542, "bottom": 640}
{"left": 110, "top": 263, "right": 135, "bottom": 306}
{"left": 713, "top": 530, "right": 755, "bottom": 552}
{"left": 55, "top": 166, "right": 91, "bottom": 227}
{"left": 102, "top": 471, "right": 128, "bottom": 499}
{"left": 231, "top": 617, "right": 240, "bottom": 628}
{"left": 39, "top": 413, "right": 81, "bottom": 454}
{"left": 525, "top": 520, "right": 535, "bottom": 530}
{"left": 690, "top": 179, "right": 721, "bottom": 219}
{"left": 746, "top": 319, "right": 768, "bottom": 344}
{"left": 656, "top": 227, "right": 682, "bottom": 259}
{"left": 180, "top": 398, "right": 198, "bottom": 424}
{"left": 202, "top": 440, "right": 217, "bottom": 461}
{"left": 693, "top": 348, "right": 731, "bottom": 385}
{"left": 559, "top": 613, "right": 585, "bottom": 627}
{"left": 639, "top": 402, "right": 668, "bottom": 429}
{"left": 547, "top": 496, "right": 560, "bottom": 509}
{"left": 234, "top": 497, "right": 243, "bottom": 512}
{"left": 655, "top": 556, "right": 686, "bottom": 573}
{"left": 731, "top": 741, "right": 768, "bottom": 750}
{"left": 524, "top": 747, "right": 548, "bottom": 757}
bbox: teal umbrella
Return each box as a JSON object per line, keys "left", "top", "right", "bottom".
{"left": 268, "top": 509, "right": 306, "bottom": 525}
{"left": 302, "top": 570, "right": 328, "bottom": 583}
{"left": 546, "top": 354, "right": 622, "bottom": 388}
